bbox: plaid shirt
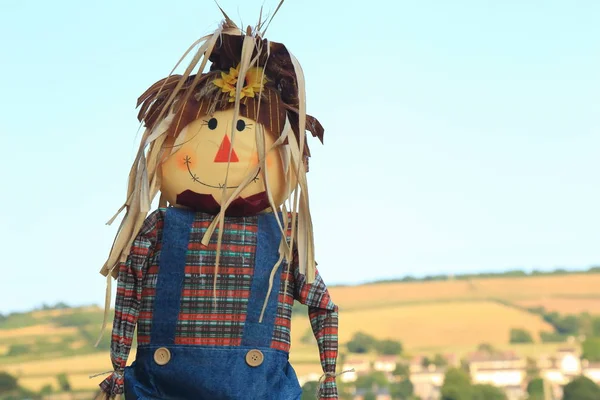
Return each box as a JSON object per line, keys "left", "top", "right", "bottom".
{"left": 100, "top": 208, "right": 338, "bottom": 399}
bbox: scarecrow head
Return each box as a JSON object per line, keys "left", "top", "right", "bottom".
{"left": 101, "top": 16, "right": 323, "bottom": 283}
{"left": 137, "top": 24, "right": 324, "bottom": 216}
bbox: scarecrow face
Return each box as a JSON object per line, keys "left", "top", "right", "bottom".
{"left": 160, "top": 109, "right": 287, "bottom": 209}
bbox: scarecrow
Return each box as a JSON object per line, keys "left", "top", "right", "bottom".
{"left": 96, "top": 7, "right": 339, "bottom": 400}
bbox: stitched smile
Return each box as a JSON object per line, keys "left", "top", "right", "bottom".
{"left": 184, "top": 155, "right": 260, "bottom": 189}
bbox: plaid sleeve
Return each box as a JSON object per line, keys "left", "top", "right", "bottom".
{"left": 99, "top": 211, "right": 160, "bottom": 396}
{"left": 294, "top": 264, "right": 339, "bottom": 400}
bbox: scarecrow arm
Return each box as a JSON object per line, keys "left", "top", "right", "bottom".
{"left": 294, "top": 267, "right": 339, "bottom": 399}
{"left": 99, "top": 212, "right": 159, "bottom": 396}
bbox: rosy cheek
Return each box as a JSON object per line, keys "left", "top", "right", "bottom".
{"left": 176, "top": 153, "right": 194, "bottom": 171}
{"left": 249, "top": 152, "right": 275, "bottom": 168}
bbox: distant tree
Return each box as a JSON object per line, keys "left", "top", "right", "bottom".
{"left": 363, "top": 392, "right": 377, "bottom": 400}
{"left": 54, "top": 313, "right": 92, "bottom": 327}
{"left": 471, "top": 384, "right": 507, "bottom": 400}
{"left": 390, "top": 379, "right": 414, "bottom": 400}
{"left": 54, "top": 301, "right": 70, "bottom": 309}
{"left": 300, "top": 328, "right": 316, "bottom": 345}
{"left": 7, "top": 344, "right": 30, "bottom": 356}
{"left": 0, "top": 372, "right": 18, "bottom": 394}
{"left": 56, "top": 373, "right": 71, "bottom": 392}
{"left": 562, "top": 376, "right": 600, "bottom": 400}
{"left": 421, "top": 356, "right": 431, "bottom": 368}
{"left": 432, "top": 353, "right": 448, "bottom": 367}
{"left": 531, "top": 269, "right": 543, "bottom": 275}
{"left": 527, "top": 306, "right": 546, "bottom": 315}
{"left": 459, "top": 358, "right": 471, "bottom": 373}
{"left": 503, "top": 270, "right": 527, "bottom": 277}
{"left": 292, "top": 301, "right": 308, "bottom": 314}
{"left": 555, "top": 315, "right": 580, "bottom": 335}
{"left": 375, "top": 339, "right": 403, "bottom": 355}
{"left": 441, "top": 367, "right": 472, "bottom": 400}
{"left": 539, "top": 331, "right": 567, "bottom": 343}
{"left": 336, "top": 378, "right": 353, "bottom": 400}
{"left": 552, "top": 268, "right": 567, "bottom": 274}
{"left": 582, "top": 337, "right": 600, "bottom": 362}
{"left": 542, "top": 311, "right": 559, "bottom": 324}
{"left": 391, "top": 362, "right": 414, "bottom": 400}
{"left": 542, "top": 312, "right": 580, "bottom": 336}
{"left": 301, "top": 381, "right": 319, "bottom": 400}
{"left": 577, "top": 312, "right": 594, "bottom": 337}
{"left": 355, "top": 371, "right": 389, "bottom": 391}
{"left": 526, "top": 377, "right": 544, "bottom": 398}
{"left": 39, "top": 384, "right": 53, "bottom": 395}
{"left": 94, "top": 329, "right": 112, "bottom": 351}
{"left": 592, "top": 317, "right": 600, "bottom": 337}
{"left": 525, "top": 357, "right": 540, "bottom": 380}
{"left": 347, "top": 332, "right": 377, "bottom": 354}
{"left": 510, "top": 328, "right": 534, "bottom": 344}
{"left": 393, "top": 363, "right": 410, "bottom": 377}
{"left": 477, "top": 343, "right": 495, "bottom": 354}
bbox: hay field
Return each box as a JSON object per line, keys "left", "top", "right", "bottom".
{"left": 292, "top": 300, "right": 554, "bottom": 351}
{"left": 329, "top": 274, "right": 600, "bottom": 312}
{"left": 2, "top": 351, "right": 138, "bottom": 392}
{"left": 19, "top": 373, "right": 105, "bottom": 392}
{"left": 2, "top": 351, "right": 137, "bottom": 377}
{"left": 0, "top": 324, "right": 78, "bottom": 339}
{"left": 515, "top": 297, "right": 600, "bottom": 314}
{"left": 30, "top": 306, "right": 98, "bottom": 319}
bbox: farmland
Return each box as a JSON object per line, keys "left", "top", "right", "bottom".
{"left": 1, "top": 272, "right": 599, "bottom": 396}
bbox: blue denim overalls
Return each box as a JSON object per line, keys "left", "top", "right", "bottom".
{"left": 124, "top": 208, "right": 303, "bottom": 400}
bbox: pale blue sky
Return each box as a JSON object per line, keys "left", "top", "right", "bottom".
{"left": 1, "top": 0, "right": 598, "bottom": 313}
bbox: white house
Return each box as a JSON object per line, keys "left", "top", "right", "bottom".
{"left": 411, "top": 368, "right": 445, "bottom": 400}
{"left": 373, "top": 356, "right": 398, "bottom": 373}
{"left": 341, "top": 358, "right": 370, "bottom": 383}
{"left": 582, "top": 361, "right": 600, "bottom": 383}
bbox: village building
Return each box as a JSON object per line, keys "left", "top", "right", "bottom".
{"left": 538, "top": 346, "right": 582, "bottom": 398}
{"left": 341, "top": 358, "right": 371, "bottom": 383}
{"left": 298, "top": 347, "right": 599, "bottom": 400}
{"left": 373, "top": 356, "right": 398, "bottom": 373}
{"left": 353, "top": 388, "right": 392, "bottom": 400}
{"left": 410, "top": 365, "right": 445, "bottom": 400}
{"left": 582, "top": 360, "right": 600, "bottom": 383}
{"left": 408, "top": 354, "right": 458, "bottom": 400}
{"left": 466, "top": 351, "right": 526, "bottom": 400}
{"left": 297, "top": 372, "right": 322, "bottom": 388}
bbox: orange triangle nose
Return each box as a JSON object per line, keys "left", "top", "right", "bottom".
{"left": 214, "top": 135, "right": 239, "bottom": 163}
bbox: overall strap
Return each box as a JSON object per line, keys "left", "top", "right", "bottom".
{"left": 241, "top": 213, "right": 283, "bottom": 348}
{"left": 150, "top": 207, "right": 195, "bottom": 345}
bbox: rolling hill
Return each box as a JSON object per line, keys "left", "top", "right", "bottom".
{"left": 2, "top": 272, "right": 599, "bottom": 396}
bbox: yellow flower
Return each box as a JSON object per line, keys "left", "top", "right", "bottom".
{"left": 212, "top": 65, "right": 267, "bottom": 102}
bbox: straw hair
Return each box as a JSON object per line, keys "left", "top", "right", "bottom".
{"left": 97, "top": 5, "right": 322, "bottom": 340}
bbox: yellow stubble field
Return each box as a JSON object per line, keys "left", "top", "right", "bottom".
{"left": 0, "top": 325, "right": 78, "bottom": 340}
{"left": 327, "top": 274, "right": 600, "bottom": 311}
{"left": 290, "top": 300, "right": 555, "bottom": 353}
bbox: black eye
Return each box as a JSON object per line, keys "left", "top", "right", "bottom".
{"left": 236, "top": 119, "right": 246, "bottom": 131}
{"left": 208, "top": 118, "right": 218, "bottom": 130}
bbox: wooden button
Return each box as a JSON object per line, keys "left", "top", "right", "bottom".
{"left": 245, "top": 349, "right": 264, "bottom": 367}
{"left": 153, "top": 347, "right": 171, "bottom": 366}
